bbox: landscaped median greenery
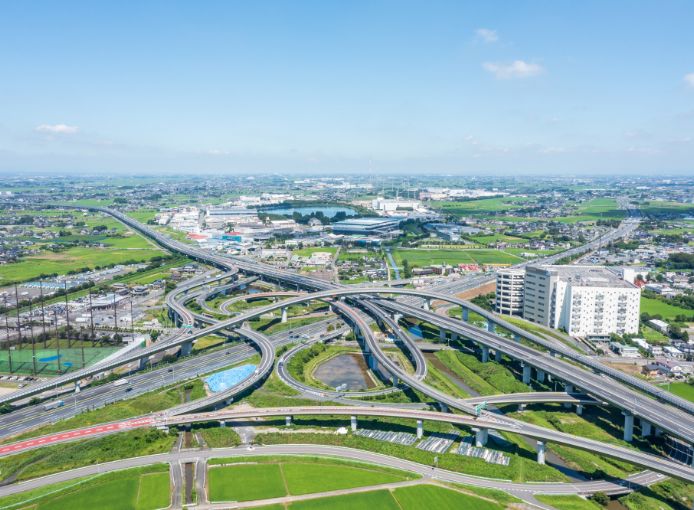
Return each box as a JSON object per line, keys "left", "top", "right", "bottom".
{"left": 535, "top": 494, "right": 602, "bottom": 510}
{"left": 0, "top": 465, "right": 170, "bottom": 510}
{"left": 0, "top": 429, "right": 175, "bottom": 483}
{"left": 207, "top": 455, "right": 417, "bottom": 502}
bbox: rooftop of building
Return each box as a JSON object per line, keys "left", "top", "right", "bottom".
{"left": 528, "top": 265, "right": 636, "bottom": 289}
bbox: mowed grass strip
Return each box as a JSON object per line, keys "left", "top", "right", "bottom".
{"left": 393, "top": 484, "right": 503, "bottom": 510}
{"left": 208, "top": 463, "right": 286, "bottom": 502}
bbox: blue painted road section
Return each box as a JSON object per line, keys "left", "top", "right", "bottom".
{"left": 205, "top": 364, "right": 256, "bottom": 392}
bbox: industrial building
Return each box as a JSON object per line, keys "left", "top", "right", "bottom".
{"left": 331, "top": 217, "right": 402, "bottom": 236}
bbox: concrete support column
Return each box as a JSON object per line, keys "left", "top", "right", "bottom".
{"left": 481, "top": 345, "right": 490, "bottom": 363}
{"left": 439, "top": 329, "right": 446, "bottom": 341}
{"left": 537, "top": 440, "right": 546, "bottom": 465}
{"left": 576, "top": 404, "right": 584, "bottom": 416}
{"left": 281, "top": 306, "right": 288, "bottom": 323}
{"left": 462, "top": 307, "right": 469, "bottom": 322}
{"left": 518, "top": 403, "right": 526, "bottom": 413}
{"left": 438, "top": 402, "right": 449, "bottom": 413}
{"left": 522, "top": 364, "right": 532, "bottom": 384}
{"left": 564, "top": 383, "right": 574, "bottom": 408}
{"left": 475, "top": 428, "right": 488, "bottom": 447}
{"left": 513, "top": 333, "right": 521, "bottom": 343}
{"left": 623, "top": 411, "right": 634, "bottom": 442}
{"left": 536, "top": 368, "right": 546, "bottom": 383}
{"left": 285, "top": 416, "right": 292, "bottom": 427}
{"left": 486, "top": 321, "right": 496, "bottom": 333}
{"left": 655, "top": 427, "right": 663, "bottom": 437}
{"left": 494, "top": 349, "right": 502, "bottom": 362}
{"left": 393, "top": 313, "right": 402, "bottom": 323}
{"left": 392, "top": 374, "right": 399, "bottom": 387}
{"left": 180, "top": 340, "right": 193, "bottom": 357}
{"left": 351, "top": 415, "right": 357, "bottom": 432}
{"left": 139, "top": 357, "right": 148, "bottom": 371}
{"left": 219, "top": 421, "right": 226, "bottom": 428}
{"left": 74, "top": 381, "right": 81, "bottom": 393}
{"left": 423, "top": 299, "right": 430, "bottom": 311}
{"left": 367, "top": 354, "right": 377, "bottom": 371}
{"left": 416, "top": 420, "right": 423, "bottom": 439}
{"left": 451, "top": 332, "right": 458, "bottom": 342}
{"left": 641, "top": 419, "right": 652, "bottom": 437}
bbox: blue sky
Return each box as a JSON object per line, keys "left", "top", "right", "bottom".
{"left": 1, "top": 0, "right": 693, "bottom": 175}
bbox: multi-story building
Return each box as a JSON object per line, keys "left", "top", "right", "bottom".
{"left": 522, "top": 265, "right": 640, "bottom": 337}
{"left": 495, "top": 268, "right": 525, "bottom": 316}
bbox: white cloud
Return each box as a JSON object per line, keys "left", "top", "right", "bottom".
{"left": 483, "top": 60, "right": 544, "bottom": 79}
{"left": 684, "top": 73, "right": 694, "bottom": 88}
{"left": 35, "top": 123, "right": 79, "bottom": 134}
{"left": 475, "top": 28, "right": 498, "bottom": 43}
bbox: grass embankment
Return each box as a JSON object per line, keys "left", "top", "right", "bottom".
{"left": 0, "top": 429, "right": 175, "bottom": 482}
{"left": 434, "top": 350, "right": 529, "bottom": 395}
{"left": 0, "top": 465, "right": 170, "bottom": 510}
{"left": 536, "top": 495, "right": 602, "bottom": 510}
{"left": 208, "top": 456, "right": 416, "bottom": 502}
{"left": 254, "top": 432, "right": 566, "bottom": 482}
{"left": 661, "top": 382, "right": 694, "bottom": 403}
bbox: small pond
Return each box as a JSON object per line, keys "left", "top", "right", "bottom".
{"left": 313, "top": 353, "right": 374, "bottom": 391}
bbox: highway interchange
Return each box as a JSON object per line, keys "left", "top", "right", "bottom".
{"left": 0, "top": 203, "right": 693, "bottom": 505}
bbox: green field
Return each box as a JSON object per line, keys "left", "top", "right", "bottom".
{"left": 428, "top": 197, "right": 530, "bottom": 217}
{"left": 0, "top": 465, "right": 169, "bottom": 510}
{"left": 254, "top": 484, "right": 503, "bottom": 510}
{"left": 536, "top": 494, "right": 601, "bottom": 510}
{"left": 292, "top": 246, "right": 338, "bottom": 257}
{"left": 208, "top": 456, "right": 415, "bottom": 502}
{"left": 641, "top": 296, "right": 692, "bottom": 320}
{"left": 662, "top": 382, "right": 694, "bottom": 403}
{"left": 392, "top": 248, "right": 522, "bottom": 267}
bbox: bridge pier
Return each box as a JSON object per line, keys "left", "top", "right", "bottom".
{"left": 517, "top": 403, "right": 526, "bottom": 412}
{"left": 392, "top": 374, "right": 399, "bottom": 387}
{"left": 439, "top": 329, "right": 446, "bottom": 341}
{"left": 494, "top": 349, "right": 502, "bottom": 362}
{"left": 537, "top": 440, "right": 546, "bottom": 465}
{"left": 281, "top": 306, "right": 288, "bottom": 323}
{"left": 423, "top": 299, "right": 431, "bottom": 311}
{"left": 461, "top": 307, "right": 469, "bottom": 322}
{"left": 536, "top": 369, "right": 546, "bottom": 383}
{"left": 641, "top": 419, "right": 652, "bottom": 437}
{"left": 623, "top": 411, "right": 634, "bottom": 442}
{"left": 475, "top": 428, "right": 488, "bottom": 447}
{"left": 351, "top": 415, "right": 357, "bottom": 432}
{"left": 481, "top": 345, "right": 490, "bottom": 363}
{"left": 180, "top": 340, "right": 193, "bottom": 357}
{"left": 438, "top": 402, "right": 449, "bottom": 413}
{"left": 513, "top": 333, "right": 521, "bottom": 343}
{"left": 416, "top": 419, "right": 423, "bottom": 439}
{"left": 367, "top": 354, "right": 377, "bottom": 371}
{"left": 576, "top": 404, "right": 584, "bottom": 416}
{"left": 451, "top": 332, "right": 458, "bottom": 342}
{"left": 486, "top": 321, "right": 495, "bottom": 333}
{"left": 522, "top": 364, "right": 532, "bottom": 384}
{"left": 393, "top": 313, "right": 402, "bottom": 323}
{"left": 564, "top": 383, "right": 574, "bottom": 408}
{"left": 74, "top": 381, "right": 81, "bottom": 393}
{"left": 219, "top": 420, "right": 226, "bottom": 428}
{"left": 286, "top": 416, "right": 292, "bottom": 427}
{"left": 139, "top": 357, "right": 148, "bottom": 371}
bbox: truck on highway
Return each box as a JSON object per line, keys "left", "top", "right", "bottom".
{"left": 113, "top": 379, "right": 129, "bottom": 387}
{"left": 43, "top": 400, "right": 64, "bottom": 411}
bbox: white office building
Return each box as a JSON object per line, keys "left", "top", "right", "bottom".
{"left": 495, "top": 268, "right": 525, "bottom": 316}
{"left": 522, "top": 265, "right": 640, "bottom": 337}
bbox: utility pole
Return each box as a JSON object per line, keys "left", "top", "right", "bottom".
{"left": 88, "top": 290, "right": 95, "bottom": 347}
{"left": 14, "top": 284, "right": 21, "bottom": 351}
{"left": 3, "top": 296, "right": 12, "bottom": 374}
{"left": 53, "top": 308, "right": 62, "bottom": 373}
{"left": 39, "top": 283, "right": 47, "bottom": 349}
{"left": 28, "top": 296, "right": 36, "bottom": 376}
{"left": 129, "top": 292, "right": 135, "bottom": 342}
{"left": 64, "top": 281, "right": 71, "bottom": 349}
